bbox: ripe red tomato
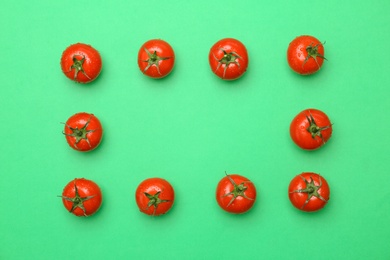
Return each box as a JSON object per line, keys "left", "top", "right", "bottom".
{"left": 135, "top": 178, "right": 175, "bottom": 216}
{"left": 287, "top": 35, "right": 326, "bottom": 75}
{"left": 209, "top": 38, "right": 249, "bottom": 80}
{"left": 216, "top": 172, "right": 256, "bottom": 214}
{"left": 288, "top": 172, "right": 330, "bottom": 212}
{"left": 290, "top": 108, "right": 332, "bottom": 150}
{"left": 59, "top": 178, "right": 103, "bottom": 217}
{"left": 138, "top": 39, "right": 175, "bottom": 79}
{"left": 60, "top": 43, "right": 102, "bottom": 83}
{"left": 63, "top": 112, "right": 103, "bottom": 152}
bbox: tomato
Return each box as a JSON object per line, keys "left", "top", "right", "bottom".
{"left": 137, "top": 39, "right": 175, "bottom": 79}
{"left": 60, "top": 43, "right": 102, "bottom": 83}
{"left": 290, "top": 108, "right": 332, "bottom": 150}
{"left": 288, "top": 172, "right": 330, "bottom": 212}
{"left": 287, "top": 35, "right": 326, "bottom": 75}
{"left": 59, "top": 178, "right": 103, "bottom": 217}
{"left": 63, "top": 112, "right": 103, "bottom": 152}
{"left": 216, "top": 172, "right": 256, "bottom": 214}
{"left": 209, "top": 38, "right": 249, "bottom": 80}
{"left": 135, "top": 178, "right": 175, "bottom": 216}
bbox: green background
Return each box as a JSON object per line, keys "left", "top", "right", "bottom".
{"left": 1, "top": 0, "right": 389, "bottom": 259}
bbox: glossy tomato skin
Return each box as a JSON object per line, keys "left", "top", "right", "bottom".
{"left": 288, "top": 172, "right": 330, "bottom": 212}
{"left": 135, "top": 178, "right": 175, "bottom": 216}
{"left": 287, "top": 35, "right": 325, "bottom": 75}
{"left": 290, "top": 108, "right": 332, "bottom": 150}
{"left": 216, "top": 174, "right": 256, "bottom": 214}
{"left": 209, "top": 38, "right": 249, "bottom": 80}
{"left": 138, "top": 39, "right": 175, "bottom": 79}
{"left": 60, "top": 43, "right": 102, "bottom": 83}
{"left": 63, "top": 112, "right": 103, "bottom": 152}
{"left": 60, "top": 178, "right": 103, "bottom": 217}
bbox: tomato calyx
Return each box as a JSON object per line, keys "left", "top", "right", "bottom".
{"left": 143, "top": 191, "right": 171, "bottom": 216}
{"left": 290, "top": 175, "right": 327, "bottom": 210}
{"left": 59, "top": 181, "right": 95, "bottom": 217}
{"left": 141, "top": 48, "right": 172, "bottom": 76}
{"left": 67, "top": 55, "right": 91, "bottom": 81}
{"left": 303, "top": 42, "right": 326, "bottom": 68}
{"left": 63, "top": 116, "right": 96, "bottom": 149}
{"left": 306, "top": 112, "right": 332, "bottom": 143}
{"left": 213, "top": 49, "right": 242, "bottom": 79}
{"left": 223, "top": 172, "right": 254, "bottom": 207}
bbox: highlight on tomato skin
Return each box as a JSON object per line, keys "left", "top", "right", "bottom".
{"left": 59, "top": 178, "right": 103, "bottom": 217}
{"left": 60, "top": 43, "right": 102, "bottom": 83}
{"left": 288, "top": 172, "right": 330, "bottom": 212}
{"left": 289, "top": 108, "right": 333, "bottom": 150}
{"left": 287, "top": 35, "right": 326, "bottom": 75}
{"left": 63, "top": 112, "right": 103, "bottom": 152}
{"left": 215, "top": 172, "right": 257, "bottom": 214}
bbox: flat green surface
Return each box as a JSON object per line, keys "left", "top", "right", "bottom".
{"left": 1, "top": 0, "right": 389, "bottom": 259}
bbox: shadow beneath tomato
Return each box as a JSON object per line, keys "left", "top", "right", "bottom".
{"left": 64, "top": 200, "right": 104, "bottom": 221}
{"left": 289, "top": 138, "right": 334, "bottom": 155}
{"left": 65, "top": 66, "right": 104, "bottom": 87}
{"left": 289, "top": 201, "right": 332, "bottom": 217}
{"left": 91, "top": 67, "right": 104, "bottom": 85}
{"left": 91, "top": 134, "right": 105, "bottom": 153}
{"left": 136, "top": 204, "right": 176, "bottom": 221}
{"left": 287, "top": 65, "right": 327, "bottom": 85}
{"left": 214, "top": 70, "right": 251, "bottom": 87}
{"left": 216, "top": 198, "right": 261, "bottom": 220}
{"left": 89, "top": 201, "right": 105, "bottom": 219}
{"left": 70, "top": 134, "right": 105, "bottom": 156}
{"left": 138, "top": 65, "right": 177, "bottom": 86}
